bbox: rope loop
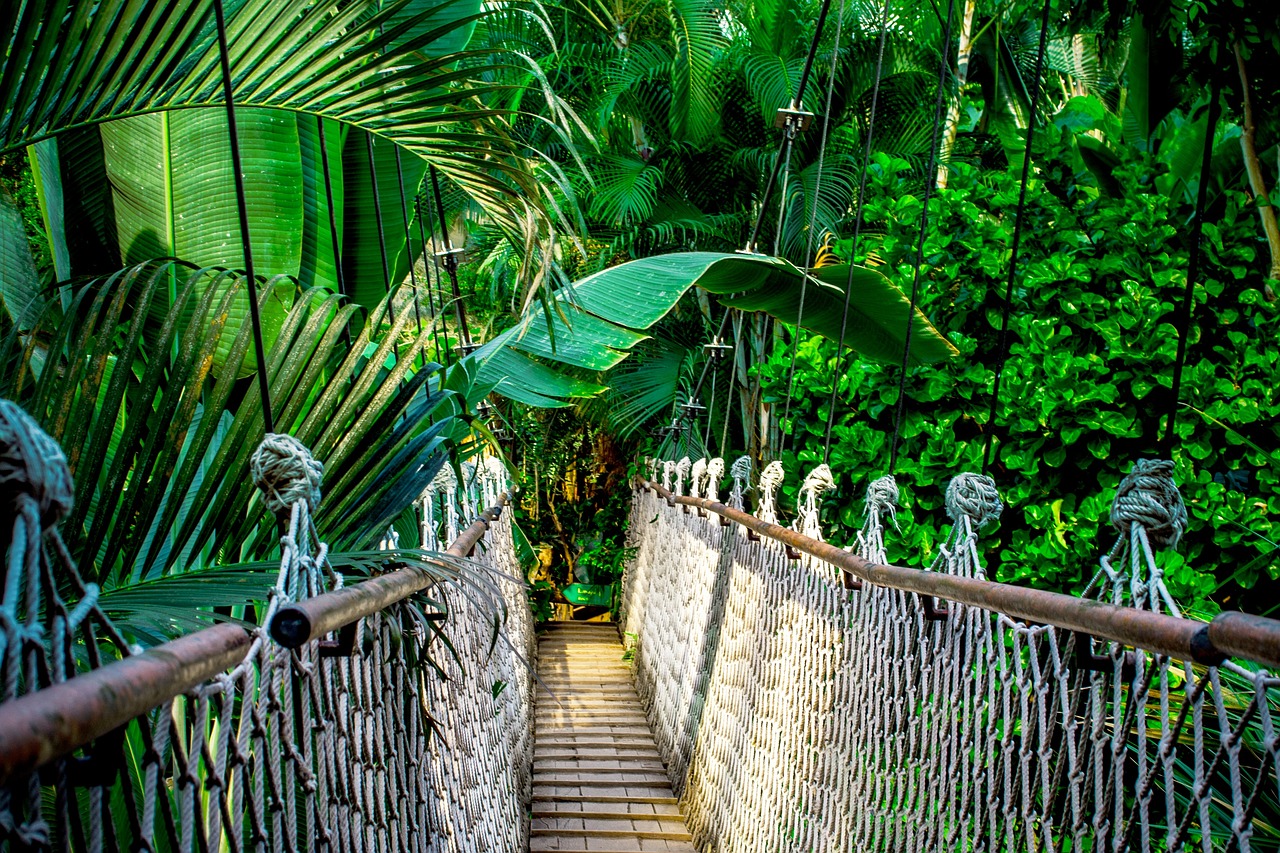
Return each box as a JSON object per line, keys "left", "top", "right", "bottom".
{"left": 1110, "top": 458, "right": 1187, "bottom": 550}
{"left": 706, "top": 457, "right": 725, "bottom": 502}
{"left": 945, "top": 473, "right": 1002, "bottom": 529}
{"left": 675, "top": 457, "right": 692, "bottom": 496}
{"left": 865, "top": 475, "right": 899, "bottom": 519}
{"left": 0, "top": 399, "right": 74, "bottom": 528}
{"left": 757, "top": 461, "right": 785, "bottom": 523}
{"left": 690, "top": 458, "right": 708, "bottom": 500}
{"left": 250, "top": 433, "right": 324, "bottom": 517}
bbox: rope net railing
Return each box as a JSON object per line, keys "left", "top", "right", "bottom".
{"left": 0, "top": 400, "right": 533, "bottom": 852}
{"left": 624, "top": 455, "right": 1280, "bottom": 853}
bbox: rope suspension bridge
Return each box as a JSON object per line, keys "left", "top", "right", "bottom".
{"left": 3, "top": 0, "right": 1278, "bottom": 851}
{"left": 4, "top": 401, "right": 1280, "bottom": 851}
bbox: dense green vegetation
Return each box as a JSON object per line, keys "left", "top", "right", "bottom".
{"left": 1, "top": 0, "right": 1277, "bottom": 625}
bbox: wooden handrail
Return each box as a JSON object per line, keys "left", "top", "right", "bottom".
{"left": 642, "top": 479, "right": 1280, "bottom": 670}
{"left": 0, "top": 497, "right": 508, "bottom": 785}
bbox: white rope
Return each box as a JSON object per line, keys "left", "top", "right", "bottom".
{"left": 623, "top": 453, "right": 1280, "bottom": 853}
{"left": 0, "top": 402, "right": 533, "bottom": 853}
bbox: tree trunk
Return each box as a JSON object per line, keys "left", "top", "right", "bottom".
{"left": 1234, "top": 40, "right": 1280, "bottom": 301}
{"left": 937, "top": 0, "right": 979, "bottom": 189}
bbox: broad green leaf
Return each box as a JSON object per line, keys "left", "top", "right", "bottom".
{"left": 471, "top": 251, "right": 955, "bottom": 408}
{"left": 99, "top": 108, "right": 304, "bottom": 275}
{"left": 342, "top": 129, "right": 428, "bottom": 310}
{"left": 0, "top": 191, "right": 42, "bottom": 327}
{"left": 28, "top": 139, "right": 68, "bottom": 281}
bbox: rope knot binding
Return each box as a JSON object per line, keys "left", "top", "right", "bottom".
{"left": 1110, "top": 458, "right": 1187, "bottom": 550}
{"left": 675, "top": 457, "right": 692, "bottom": 496}
{"left": 0, "top": 400, "right": 74, "bottom": 528}
{"left": 250, "top": 433, "right": 324, "bottom": 516}
{"left": 865, "top": 475, "right": 899, "bottom": 520}
{"left": 757, "top": 461, "right": 785, "bottom": 523}
{"left": 945, "top": 473, "right": 1002, "bottom": 529}
{"left": 799, "top": 465, "right": 835, "bottom": 512}
{"left": 690, "top": 458, "right": 708, "bottom": 500}
{"left": 706, "top": 458, "right": 725, "bottom": 502}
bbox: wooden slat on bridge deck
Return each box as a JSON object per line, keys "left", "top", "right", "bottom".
{"left": 531, "top": 622, "right": 695, "bottom": 852}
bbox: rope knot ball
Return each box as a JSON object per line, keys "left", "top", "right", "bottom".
{"left": 0, "top": 400, "right": 74, "bottom": 527}
{"left": 865, "top": 475, "right": 899, "bottom": 517}
{"left": 945, "top": 473, "right": 1002, "bottom": 529}
{"left": 250, "top": 433, "right": 324, "bottom": 516}
{"left": 1110, "top": 458, "right": 1187, "bottom": 550}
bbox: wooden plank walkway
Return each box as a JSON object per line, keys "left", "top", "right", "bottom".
{"left": 531, "top": 622, "right": 695, "bottom": 852}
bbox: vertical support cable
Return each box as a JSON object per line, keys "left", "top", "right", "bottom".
{"left": 365, "top": 133, "right": 402, "bottom": 365}
{"left": 885, "top": 0, "right": 957, "bottom": 475}
{"left": 981, "top": 0, "right": 1053, "bottom": 473}
{"left": 415, "top": 193, "right": 450, "bottom": 367}
{"left": 430, "top": 165, "right": 473, "bottom": 350}
{"left": 315, "top": 116, "right": 350, "bottom": 348}
{"left": 780, "top": 0, "right": 846, "bottom": 454}
{"left": 213, "top": 0, "right": 274, "bottom": 433}
{"left": 744, "top": 0, "right": 834, "bottom": 253}
{"left": 818, "top": 0, "right": 893, "bottom": 462}
{"left": 1162, "top": 83, "right": 1221, "bottom": 454}
{"left": 393, "top": 147, "right": 426, "bottom": 343}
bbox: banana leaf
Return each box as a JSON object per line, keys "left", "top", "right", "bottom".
{"left": 468, "top": 250, "right": 957, "bottom": 406}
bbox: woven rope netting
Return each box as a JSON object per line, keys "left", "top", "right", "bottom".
{"left": 0, "top": 400, "right": 533, "bottom": 852}
{"left": 623, "top": 456, "right": 1280, "bottom": 853}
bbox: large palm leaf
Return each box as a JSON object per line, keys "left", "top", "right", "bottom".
{"left": 466, "top": 250, "right": 958, "bottom": 407}
{"left": 0, "top": 0, "right": 560, "bottom": 249}
{"left": 0, "top": 261, "right": 473, "bottom": 600}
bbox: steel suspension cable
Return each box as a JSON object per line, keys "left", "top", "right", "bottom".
{"left": 364, "top": 133, "right": 402, "bottom": 366}
{"left": 817, "top": 0, "right": 895, "bottom": 463}
{"left": 779, "top": 0, "right": 847, "bottom": 452}
{"left": 744, "top": 0, "right": 835, "bottom": 253}
{"left": 314, "top": 117, "right": 350, "bottom": 349}
{"left": 1162, "top": 82, "right": 1222, "bottom": 454}
{"left": 213, "top": 0, "right": 274, "bottom": 433}
{"left": 981, "top": 0, "right": 1053, "bottom": 473}
{"left": 393, "top": 147, "right": 426, "bottom": 345}
{"left": 678, "top": 0, "right": 838, "bottom": 452}
{"left": 414, "top": 193, "right": 450, "bottom": 368}
{"left": 884, "top": 0, "right": 958, "bottom": 474}
{"left": 429, "top": 165, "right": 474, "bottom": 351}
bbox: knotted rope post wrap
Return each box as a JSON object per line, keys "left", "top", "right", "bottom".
{"left": 795, "top": 465, "right": 835, "bottom": 540}
{"left": 0, "top": 400, "right": 74, "bottom": 529}
{"left": 690, "top": 458, "right": 708, "bottom": 500}
{"left": 1110, "top": 459, "right": 1187, "bottom": 550}
{"left": 865, "top": 475, "right": 899, "bottom": 527}
{"left": 675, "top": 457, "right": 692, "bottom": 497}
{"left": 728, "top": 456, "right": 752, "bottom": 510}
{"left": 706, "top": 458, "right": 725, "bottom": 503}
{"left": 757, "top": 461, "right": 785, "bottom": 524}
{"left": 250, "top": 433, "right": 323, "bottom": 517}
{"left": 945, "top": 473, "right": 1002, "bottom": 530}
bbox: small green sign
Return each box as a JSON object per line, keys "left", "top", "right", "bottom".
{"left": 562, "top": 583, "right": 613, "bottom": 606}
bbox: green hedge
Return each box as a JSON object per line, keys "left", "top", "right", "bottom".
{"left": 762, "top": 138, "right": 1278, "bottom": 618}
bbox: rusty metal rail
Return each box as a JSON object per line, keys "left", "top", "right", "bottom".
{"left": 0, "top": 499, "right": 508, "bottom": 786}
{"left": 643, "top": 479, "right": 1280, "bottom": 670}
{"left": 271, "top": 496, "right": 508, "bottom": 648}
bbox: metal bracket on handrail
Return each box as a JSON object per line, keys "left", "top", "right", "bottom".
{"left": 318, "top": 621, "right": 359, "bottom": 658}
{"left": 919, "top": 594, "right": 949, "bottom": 622}
{"left": 840, "top": 568, "right": 863, "bottom": 591}
{"left": 1072, "top": 631, "right": 1137, "bottom": 680}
